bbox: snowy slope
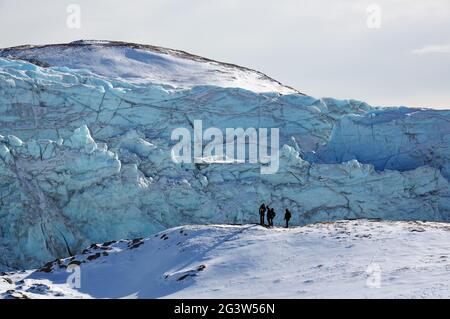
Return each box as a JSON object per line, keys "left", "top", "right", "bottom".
{"left": 2, "top": 220, "right": 450, "bottom": 299}
{"left": 0, "top": 40, "right": 298, "bottom": 94}
{"left": 0, "top": 42, "right": 450, "bottom": 271}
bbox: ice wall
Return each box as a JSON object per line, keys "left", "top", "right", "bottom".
{"left": 0, "top": 57, "right": 449, "bottom": 269}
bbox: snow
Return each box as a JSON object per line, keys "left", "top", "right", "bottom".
{"left": 2, "top": 220, "right": 450, "bottom": 299}
{"left": 0, "top": 42, "right": 449, "bottom": 272}
{"left": 0, "top": 40, "right": 298, "bottom": 94}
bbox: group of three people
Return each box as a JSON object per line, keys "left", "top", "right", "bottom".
{"left": 259, "top": 203, "right": 292, "bottom": 228}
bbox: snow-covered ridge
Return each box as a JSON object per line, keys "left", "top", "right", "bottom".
{"left": 0, "top": 40, "right": 299, "bottom": 94}
{"left": 2, "top": 220, "right": 450, "bottom": 299}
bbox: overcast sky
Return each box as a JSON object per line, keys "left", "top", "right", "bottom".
{"left": 0, "top": 0, "right": 449, "bottom": 109}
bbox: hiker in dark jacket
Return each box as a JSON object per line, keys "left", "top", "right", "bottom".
{"left": 284, "top": 209, "right": 292, "bottom": 228}
{"left": 268, "top": 208, "right": 276, "bottom": 227}
{"left": 259, "top": 203, "right": 266, "bottom": 226}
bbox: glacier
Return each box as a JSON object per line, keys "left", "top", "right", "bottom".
{"left": 0, "top": 41, "right": 449, "bottom": 270}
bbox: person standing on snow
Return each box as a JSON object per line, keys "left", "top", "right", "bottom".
{"left": 268, "top": 208, "right": 276, "bottom": 227}
{"left": 284, "top": 209, "right": 292, "bottom": 228}
{"left": 259, "top": 203, "right": 266, "bottom": 226}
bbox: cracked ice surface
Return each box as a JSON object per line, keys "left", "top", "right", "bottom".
{"left": 0, "top": 56, "right": 449, "bottom": 270}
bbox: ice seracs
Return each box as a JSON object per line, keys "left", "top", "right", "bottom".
{"left": 1, "top": 124, "right": 448, "bottom": 270}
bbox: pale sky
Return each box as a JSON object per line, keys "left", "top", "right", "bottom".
{"left": 0, "top": 0, "right": 449, "bottom": 109}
